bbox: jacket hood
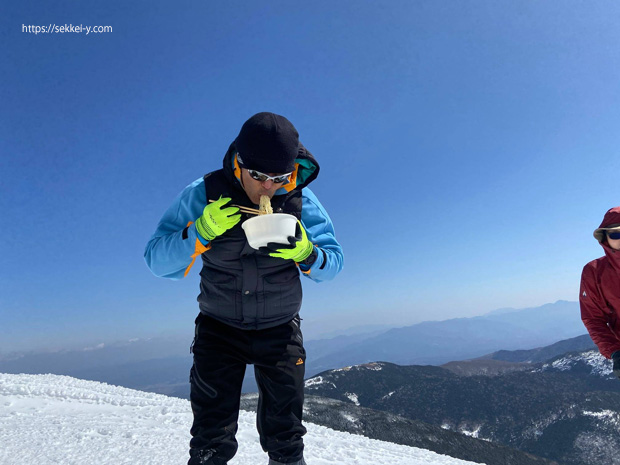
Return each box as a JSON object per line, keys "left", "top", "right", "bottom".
{"left": 221, "top": 141, "right": 320, "bottom": 195}
{"left": 594, "top": 207, "right": 620, "bottom": 270}
{"left": 593, "top": 207, "right": 620, "bottom": 243}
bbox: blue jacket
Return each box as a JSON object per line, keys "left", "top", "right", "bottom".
{"left": 144, "top": 180, "right": 343, "bottom": 282}
{"left": 144, "top": 145, "right": 343, "bottom": 327}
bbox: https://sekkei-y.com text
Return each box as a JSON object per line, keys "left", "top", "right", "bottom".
{"left": 22, "top": 24, "right": 113, "bottom": 35}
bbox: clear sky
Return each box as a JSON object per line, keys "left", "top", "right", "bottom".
{"left": 2, "top": 1, "right": 619, "bottom": 353}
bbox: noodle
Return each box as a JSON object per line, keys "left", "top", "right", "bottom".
{"left": 259, "top": 195, "right": 273, "bottom": 215}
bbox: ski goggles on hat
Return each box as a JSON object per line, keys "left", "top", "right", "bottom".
{"left": 607, "top": 231, "right": 620, "bottom": 240}
{"left": 247, "top": 169, "right": 292, "bottom": 184}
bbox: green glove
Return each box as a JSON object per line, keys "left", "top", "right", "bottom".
{"left": 195, "top": 197, "right": 241, "bottom": 241}
{"left": 259, "top": 221, "right": 315, "bottom": 262}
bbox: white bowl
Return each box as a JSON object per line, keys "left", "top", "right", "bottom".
{"left": 241, "top": 213, "right": 298, "bottom": 250}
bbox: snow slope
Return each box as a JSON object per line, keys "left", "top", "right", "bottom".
{"left": 541, "top": 349, "right": 612, "bottom": 377}
{"left": 0, "top": 373, "right": 484, "bottom": 465}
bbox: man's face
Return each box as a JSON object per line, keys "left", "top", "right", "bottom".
{"left": 240, "top": 168, "right": 289, "bottom": 205}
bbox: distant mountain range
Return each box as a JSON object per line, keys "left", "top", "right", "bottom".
{"left": 304, "top": 338, "right": 619, "bottom": 465}
{"left": 441, "top": 334, "right": 597, "bottom": 376}
{"left": 480, "top": 333, "right": 596, "bottom": 363}
{"left": 0, "top": 335, "right": 194, "bottom": 397}
{"left": 306, "top": 300, "right": 585, "bottom": 373}
{"left": 0, "top": 301, "right": 585, "bottom": 398}
{"left": 0, "top": 300, "right": 587, "bottom": 396}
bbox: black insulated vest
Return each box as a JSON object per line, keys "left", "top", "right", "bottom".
{"left": 197, "top": 169, "right": 304, "bottom": 330}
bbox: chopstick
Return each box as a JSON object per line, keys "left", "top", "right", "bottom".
{"left": 209, "top": 199, "right": 261, "bottom": 215}
{"left": 235, "top": 206, "right": 261, "bottom": 215}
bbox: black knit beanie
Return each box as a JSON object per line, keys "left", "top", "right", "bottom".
{"left": 234, "top": 112, "right": 300, "bottom": 174}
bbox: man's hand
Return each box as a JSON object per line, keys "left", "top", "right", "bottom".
{"left": 612, "top": 351, "right": 620, "bottom": 380}
{"left": 259, "top": 221, "right": 316, "bottom": 263}
{"left": 195, "top": 197, "right": 241, "bottom": 241}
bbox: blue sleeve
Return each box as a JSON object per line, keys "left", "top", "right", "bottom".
{"left": 144, "top": 178, "right": 208, "bottom": 280}
{"left": 298, "top": 188, "right": 344, "bottom": 283}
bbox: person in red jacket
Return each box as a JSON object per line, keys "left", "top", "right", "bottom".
{"left": 580, "top": 206, "right": 620, "bottom": 379}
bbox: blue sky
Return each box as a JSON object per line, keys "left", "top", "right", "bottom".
{"left": 2, "top": 1, "right": 619, "bottom": 353}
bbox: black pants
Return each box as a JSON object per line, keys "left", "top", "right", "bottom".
{"left": 188, "top": 313, "right": 307, "bottom": 465}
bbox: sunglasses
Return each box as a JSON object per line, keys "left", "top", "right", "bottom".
{"left": 236, "top": 153, "right": 292, "bottom": 184}
{"left": 247, "top": 169, "right": 292, "bottom": 184}
{"left": 607, "top": 231, "right": 620, "bottom": 240}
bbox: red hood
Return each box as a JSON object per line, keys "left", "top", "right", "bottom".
{"left": 599, "top": 207, "right": 620, "bottom": 229}
{"left": 596, "top": 206, "right": 620, "bottom": 270}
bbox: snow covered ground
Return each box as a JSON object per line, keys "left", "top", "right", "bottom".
{"left": 0, "top": 373, "right": 484, "bottom": 465}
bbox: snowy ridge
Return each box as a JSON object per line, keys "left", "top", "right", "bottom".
{"left": 333, "top": 362, "right": 384, "bottom": 373}
{"left": 304, "top": 375, "right": 336, "bottom": 389}
{"left": 582, "top": 410, "right": 620, "bottom": 425}
{"left": 541, "top": 350, "right": 612, "bottom": 377}
{"left": 0, "top": 373, "right": 483, "bottom": 465}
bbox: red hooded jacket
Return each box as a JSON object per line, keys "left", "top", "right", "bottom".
{"left": 580, "top": 207, "right": 620, "bottom": 359}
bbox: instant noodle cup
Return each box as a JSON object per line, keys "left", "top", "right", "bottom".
{"left": 242, "top": 213, "right": 298, "bottom": 249}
